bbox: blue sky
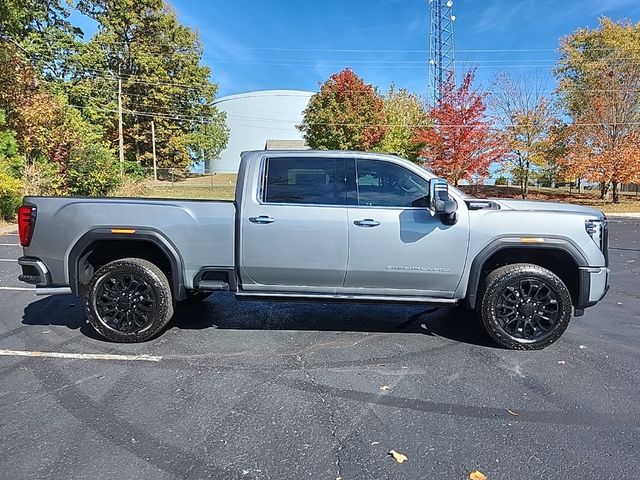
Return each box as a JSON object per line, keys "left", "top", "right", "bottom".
{"left": 172, "top": 0, "right": 640, "bottom": 98}
{"left": 73, "top": 0, "right": 640, "bottom": 98}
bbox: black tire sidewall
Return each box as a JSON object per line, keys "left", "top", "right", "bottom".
{"left": 84, "top": 258, "right": 173, "bottom": 343}
{"left": 480, "top": 264, "right": 573, "bottom": 350}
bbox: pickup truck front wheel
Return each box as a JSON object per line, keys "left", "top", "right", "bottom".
{"left": 479, "top": 264, "right": 572, "bottom": 350}
{"left": 84, "top": 258, "right": 174, "bottom": 342}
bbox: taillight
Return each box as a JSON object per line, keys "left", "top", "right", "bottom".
{"left": 18, "top": 205, "right": 36, "bottom": 247}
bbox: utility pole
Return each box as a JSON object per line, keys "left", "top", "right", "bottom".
{"left": 117, "top": 66, "right": 125, "bottom": 175}
{"left": 151, "top": 119, "right": 158, "bottom": 181}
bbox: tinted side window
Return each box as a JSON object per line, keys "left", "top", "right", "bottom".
{"left": 264, "top": 157, "right": 340, "bottom": 205}
{"left": 356, "top": 160, "right": 429, "bottom": 207}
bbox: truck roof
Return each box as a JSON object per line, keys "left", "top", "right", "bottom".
{"left": 240, "top": 149, "right": 407, "bottom": 160}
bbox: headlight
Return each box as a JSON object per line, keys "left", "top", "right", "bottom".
{"left": 585, "top": 218, "right": 607, "bottom": 252}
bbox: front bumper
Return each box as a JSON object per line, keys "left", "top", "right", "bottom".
{"left": 577, "top": 266, "right": 610, "bottom": 309}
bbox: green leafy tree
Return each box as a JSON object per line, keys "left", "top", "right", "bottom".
{"left": 67, "top": 143, "right": 121, "bottom": 196}
{"left": 72, "top": 0, "right": 228, "bottom": 172}
{"left": 378, "top": 84, "right": 429, "bottom": 161}
{"left": 0, "top": 0, "right": 81, "bottom": 81}
{"left": 0, "top": 108, "right": 23, "bottom": 220}
{"left": 298, "top": 68, "right": 386, "bottom": 150}
{"left": 0, "top": 109, "right": 23, "bottom": 176}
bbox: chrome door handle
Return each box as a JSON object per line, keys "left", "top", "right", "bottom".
{"left": 354, "top": 218, "right": 380, "bottom": 227}
{"left": 249, "top": 215, "right": 275, "bottom": 224}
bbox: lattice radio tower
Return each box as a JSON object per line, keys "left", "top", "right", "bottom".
{"left": 428, "top": 0, "right": 456, "bottom": 103}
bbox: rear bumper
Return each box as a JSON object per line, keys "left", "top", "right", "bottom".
{"left": 18, "top": 256, "right": 71, "bottom": 296}
{"left": 577, "top": 266, "right": 610, "bottom": 309}
{"left": 18, "top": 256, "right": 51, "bottom": 286}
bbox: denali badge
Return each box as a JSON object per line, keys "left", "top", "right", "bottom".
{"left": 386, "top": 266, "right": 451, "bottom": 273}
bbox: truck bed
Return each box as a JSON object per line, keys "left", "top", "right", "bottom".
{"left": 22, "top": 196, "right": 236, "bottom": 290}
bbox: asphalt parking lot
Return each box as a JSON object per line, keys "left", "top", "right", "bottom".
{"left": 0, "top": 219, "right": 638, "bottom": 480}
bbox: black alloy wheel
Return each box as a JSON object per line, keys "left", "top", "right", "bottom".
{"left": 494, "top": 278, "right": 560, "bottom": 341}
{"left": 94, "top": 272, "right": 158, "bottom": 334}
{"left": 84, "top": 258, "right": 174, "bottom": 342}
{"left": 479, "top": 263, "right": 573, "bottom": 350}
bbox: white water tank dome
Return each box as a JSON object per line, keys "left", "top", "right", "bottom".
{"left": 212, "top": 90, "right": 314, "bottom": 173}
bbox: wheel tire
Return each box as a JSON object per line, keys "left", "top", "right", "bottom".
{"left": 180, "top": 290, "right": 212, "bottom": 303}
{"left": 478, "top": 263, "right": 572, "bottom": 350}
{"left": 84, "top": 258, "right": 174, "bottom": 343}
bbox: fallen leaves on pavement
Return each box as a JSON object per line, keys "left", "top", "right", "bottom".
{"left": 469, "top": 470, "right": 487, "bottom": 480}
{"left": 388, "top": 450, "right": 408, "bottom": 464}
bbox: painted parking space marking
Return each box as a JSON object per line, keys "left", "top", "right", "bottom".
{"left": 0, "top": 349, "right": 162, "bottom": 362}
{"left": 0, "top": 259, "right": 18, "bottom": 262}
{"left": 0, "top": 287, "right": 34, "bottom": 292}
{"left": 0, "top": 244, "right": 19, "bottom": 246}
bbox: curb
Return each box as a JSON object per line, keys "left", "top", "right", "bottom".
{"left": 607, "top": 213, "right": 640, "bottom": 219}
{"left": 0, "top": 224, "right": 18, "bottom": 235}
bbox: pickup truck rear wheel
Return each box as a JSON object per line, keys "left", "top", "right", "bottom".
{"left": 479, "top": 263, "right": 572, "bottom": 350}
{"left": 84, "top": 258, "right": 174, "bottom": 342}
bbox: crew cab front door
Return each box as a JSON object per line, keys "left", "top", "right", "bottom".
{"left": 240, "top": 156, "right": 348, "bottom": 292}
{"left": 344, "top": 158, "right": 469, "bottom": 297}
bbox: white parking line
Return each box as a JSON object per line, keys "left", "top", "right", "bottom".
{"left": 0, "top": 259, "right": 18, "bottom": 262}
{"left": 0, "top": 349, "right": 162, "bottom": 362}
{"left": 0, "top": 287, "right": 34, "bottom": 291}
{"left": 0, "top": 244, "right": 19, "bottom": 246}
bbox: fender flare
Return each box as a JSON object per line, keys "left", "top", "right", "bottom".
{"left": 67, "top": 227, "right": 186, "bottom": 300}
{"left": 465, "top": 236, "right": 589, "bottom": 308}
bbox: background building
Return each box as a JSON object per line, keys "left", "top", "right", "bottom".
{"left": 211, "top": 90, "right": 314, "bottom": 173}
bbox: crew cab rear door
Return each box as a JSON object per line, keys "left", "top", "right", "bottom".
{"left": 344, "top": 158, "right": 469, "bottom": 297}
{"left": 239, "top": 155, "right": 348, "bottom": 291}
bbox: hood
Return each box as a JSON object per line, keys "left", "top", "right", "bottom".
{"left": 492, "top": 199, "right": 604, "bottom": 218}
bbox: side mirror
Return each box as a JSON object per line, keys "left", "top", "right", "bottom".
{"left": 429, "top": 178, "right": 458, "bottom": 225}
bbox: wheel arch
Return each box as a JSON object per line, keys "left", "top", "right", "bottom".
{"left": 67, "top": 228, "right": 186, "bottom": 301}
{"left": 465, "top": 237, "right": 588, "bottom": 308}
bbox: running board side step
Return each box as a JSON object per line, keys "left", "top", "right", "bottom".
{"left": 196, "top": 280, "right": 230, "bottom": 291}
{"left": 235, "top": 291, "right": 458, "bottom": 305}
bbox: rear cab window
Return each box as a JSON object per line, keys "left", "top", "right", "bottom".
{"left": 262, "top": 157, "right": 346, "bottom": 205}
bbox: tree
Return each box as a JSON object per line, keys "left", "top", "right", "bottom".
{"left": 0, "top": 109, "right": 22, "bottom": 175}
{"left": 70, "top": 0, "right": 228, "bottom": 172}
{"left": 560, "top": 95, "right": 640, "bottom": 202}
{"left": 492, "top": 72, "right": 556, "bottom": 198}
{"left": 0, "top": 0, "right": 81, "bottom": 81}
{"left": 0, "top": 109, "right": 22, "bottom": 220}
{"left": 378, "top": 84, "right": 429, "bottom": 161}
{"left": 414, "top": 71, "right": 506, "bottom": 186}
{"left": 298, "top": 68, "right": 386, "bottom": 151}
{"left": 557, "top": 18, "right": 640, "bottom": 203}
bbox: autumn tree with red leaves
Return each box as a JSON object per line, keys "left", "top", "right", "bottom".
{"left": 414, "top": 71, "right": 506, "bottom": 186}
{"left": 298, "top": 68, "right": 386, "bottom": 151}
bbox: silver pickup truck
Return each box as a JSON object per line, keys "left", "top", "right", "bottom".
{"left": 17, "top": 150, "right": 609, "bottom": 349}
